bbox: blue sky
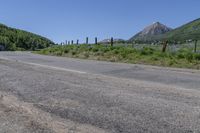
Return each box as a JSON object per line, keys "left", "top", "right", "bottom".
{"left": 0, "top": 0, "right": 200, "bottom": 43}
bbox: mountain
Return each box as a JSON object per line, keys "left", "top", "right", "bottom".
{"left": 129, "top": 22, "right": 172, "bottom": 42}
{"left": 160, "top": 18, "right": 200, "bottom": 42}
{"left": 0, "top": 23, "right": 54, "bottom": 51}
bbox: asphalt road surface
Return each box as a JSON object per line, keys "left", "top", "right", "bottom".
{"left": 0, "top": 51, "right": 200, "bottom": 133}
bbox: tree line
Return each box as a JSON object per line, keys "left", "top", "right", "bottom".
{"left": 0, "top": 24, "right": 54, "bottom": 51}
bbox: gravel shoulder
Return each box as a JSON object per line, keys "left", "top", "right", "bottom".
{"left": 0, "top": 58, "right": 200, "bottom": 132}
{"left": 0, "top": 91, "right": 108, "bottom": 133}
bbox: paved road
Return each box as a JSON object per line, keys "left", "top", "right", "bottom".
{"left": 0, "top": 51, "right": 200, "bottom": 89}
{"left": 0, "top": 51, "right": 200, "bottom": 133}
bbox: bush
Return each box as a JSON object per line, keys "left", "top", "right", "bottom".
{"left": 140, "top": 47, "right": 155, "bottom": 55}
{"left": 112, "top": 49, "right": 119, "bottom": 54}
{"left": 194, "top": 53, "right": 200, "bottom": 60}
{"left": 100, "top": 47, "right": 110, "bottom": 53}
{"left": 55, "top": 51, "right": 63, "bottom": 56}
{"left": 64, "top": 48, "right": 69, "bottom": 53}
{"left": 83, "top": 52, "right": 90, "bottom": 58}
{"left": 120, "top": 50, "right": 128, "bottom": 58}
{"left": 95, "top": 51, "right": 104, "bottom": 56}
{"left": 185, "top": 52, "right": 194, "bottom": 62}
{"left": 92, "top": 47, "right": 99, "bottom": 52}
{"left": 71, "top": 51, "right": 77, "bottom": 55}
{"left": 177, "top": 53, "right": 185, "bottom": 59}
{"left": 6, "top": 43, "right": 16, "bottom": 51}
{"left": 151, "top": 56, "right": 159, "bottom": 61}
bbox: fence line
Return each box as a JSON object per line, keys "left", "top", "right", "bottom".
{"left": 61, "top": 38, "right": 199, "bottom": 53}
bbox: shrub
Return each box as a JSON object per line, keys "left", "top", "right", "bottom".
{"left": 95, "top": 51, "right": 104, "bottom": 56}
{"left": 64, "top": 49, "right": 69, "bottom": 53}
{"left": 177, "top": 53, "right": 185, "bottom": 59}
{"left": 140, "top": 47, "right": 155, "bottom": 55}
{"left": 55, "top": 51, "right": 63, "bottom": 56}
{"left": 194, "top": 54, "right": 200, "bottom": 60}
{"left": 100, "top": 47, "right": 110, "bottom": 53}
{"left": 112, "top": 49, "right": 119, "bottom": 54}
{"left": 83, "top": 52, "right": 90, "bottom": 58}
{"left": 119, "top": 50, "right": 128, "bottom": 58}
{"left": 92, "top": 47, "right": 99, "bottom": 52}
{"left": 185, "top": 52, "right": 194, "bottom": 62}
{"left": 151, "top": 56, "right": 159, "bottom": 61}
{"left": 109, "top": 46, "right": 115, "bottom": 51}
{"left": 168, "top": 60, "right": 174, "bottom": 66}
{"left": 71, "top": 51, "right": 77, "bottom": 55}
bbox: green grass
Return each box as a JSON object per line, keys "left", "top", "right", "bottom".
{"left": 35, "top": 44, "right": 200, "bottom": 70}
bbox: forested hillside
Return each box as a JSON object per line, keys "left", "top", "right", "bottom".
{"left": 161, "top": 18, "right": 200, "bottom": 42}
{"left": 0, "top": 23, "right": 54, "bottom": 51}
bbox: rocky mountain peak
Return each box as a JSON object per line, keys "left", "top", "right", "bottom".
{"left": 129, "top": 22, "right": 172, "bottom": 42}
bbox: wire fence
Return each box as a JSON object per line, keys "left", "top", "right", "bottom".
{"left": 111, "top": 42, "right": 200, "bottom": 53}
{"left": 62, "top": 37, "right": 200, "bottom": 53}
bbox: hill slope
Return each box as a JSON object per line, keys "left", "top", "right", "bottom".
{"left": 161, "top": 18, "right": 200, "bottom": 42}
{"left": 99, "top": 38, "right": 125, "bottom": 44}
{"left": 0, "top": 23, "right": 54, "bottom": 51}
{"left": 129, "top": 22, "right": 172, "bottom": 42}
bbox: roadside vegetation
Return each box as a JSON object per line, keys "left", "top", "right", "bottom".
{"left": 35, "top": 44, "right": 200, "bottom": 69}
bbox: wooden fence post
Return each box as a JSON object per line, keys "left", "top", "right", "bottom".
{"left": 95, "top": 37, "right": 98, "bottom": 45}
{"left": 86, "top": 37, "right": 89, "bottom": 44}
{"left": 194, "top": 40, "right": 197, "bottom": 53}
{"left": 111, "top": 37, "right": 114, "bottom": 47}
{"left": 162, "top": 41, "right": 168, "bottom": 53}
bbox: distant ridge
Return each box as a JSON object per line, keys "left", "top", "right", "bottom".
{"left": 99, "top": 38, "right": 125, "bottom": 44}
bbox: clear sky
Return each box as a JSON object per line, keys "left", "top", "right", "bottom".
{"left": 0, "top": 0, "right": 199, "bottom": 43}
